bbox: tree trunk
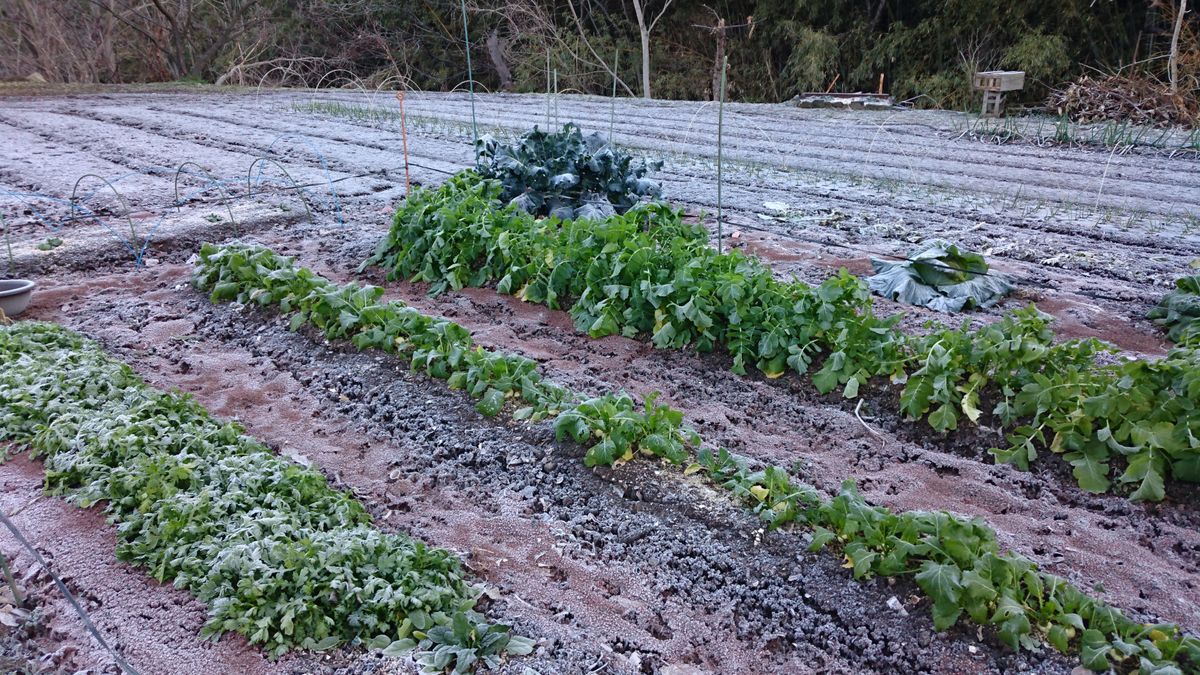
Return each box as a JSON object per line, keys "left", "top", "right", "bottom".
{"left": 639, "top": 27, "right": 651, "bottom": 98}
{"left": 1169, "top": 0, "right": 1188, "bottom": 95}
{"left": 99, "top": 0, "right": 118, "bottom": 82}
{"left": 711, "top": 17, "right": 726, "bottom": 101}
{"left": 485, "top": 29, "right": 513, "bottom": 91}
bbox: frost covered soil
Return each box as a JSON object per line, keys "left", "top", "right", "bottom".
{"left": 0, "top": 89, "right": 1198, "bottom": 674}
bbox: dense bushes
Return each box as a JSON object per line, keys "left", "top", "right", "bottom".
{"left": 8, "top": 0, "right": 1192, "bottom": 112}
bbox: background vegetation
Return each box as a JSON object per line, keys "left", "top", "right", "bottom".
{"left": 0, "top": 0, "right": 1195, "bottom": 109}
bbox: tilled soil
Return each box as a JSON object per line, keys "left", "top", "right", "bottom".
{"left": 2, "top": 90, "right": 1198, "bottom": 350}
{"left": 1, "top": 89, "right": 1198, "bottom": 674}
{"left": 8, "top": 258, "right": 1069, "bottom": 675}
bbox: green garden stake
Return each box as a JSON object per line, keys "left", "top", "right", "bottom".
{"left": 717, "top": 55, "right": 727, "bottom": 254}
{"left": 460, "top": 0, "right": 479, "bottom": 160}
{"left": 546, "top": 50, "right": 552, "bottom": 130}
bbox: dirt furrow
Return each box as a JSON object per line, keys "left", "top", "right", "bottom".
{"left": 232, "top": 224, "right": 1200, "bottom": 635}
{"left": 14, "top": 259, "right": 1071, "bottom": 674}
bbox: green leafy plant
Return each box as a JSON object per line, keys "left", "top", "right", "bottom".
{"left": 867, "top": 240, "right": 1015, "bottom": 313}
{"left": 196, "top": 242, "right": 577, "bottom": 423}
{"left": 0, "top": 322, "right": 530, "bottom": 670}
{"left": 1148, "top": 275, "right": 1200, "bottom": 346}
{"left": 554, "top": 392, "right": 697, "bottom": 466}
{"left": 35, "top": 237, "right": 63, "bottom": 251}
{"left": 692, "top": 448, "right": 1200, "bottom": 673}
{"left": 196, "top": 243, "right": 706, "bottom": 471}
{"left": 378, "top": 609, "right": 535, "bottom": 674}
{"left": 475, "top": 123, "right": 662, "bottom": 220}
{"left": 194, "top": 243, "right": 1200, "bottom": 673}
{"left": 360, "top": 174, "right": 1200, "bottom": 503}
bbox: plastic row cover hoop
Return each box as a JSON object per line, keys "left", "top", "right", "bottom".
{"left": 174, "top": 162, "right": 238, "bottom": 235}
{"left": 246, "top": 157, "right": 314, "bottom": 223}
{"left": 139, "top": 173, "right": 248, "bottom": 266}
{"left": 253, "top": 63, "right": 310, "bottom": 112}
{"left": 77, "top": 164, "right": 242, "bottom": 266}
{"left": 309, "top": 69, "right": 375, "bottom": 112}
{"left": 362, "top": 73, "right": 416, "bottom": 130}
{"left": 255, "top": 133, "right": 343, "bottom": 226}
{"left": 450, "top": 79, "right": 493, "bottom": 95}
{"left": 70, "top": 174, "right": 138, "bottom": 255}
{"left": 2, "top": 212, "right": 11, "bottom": 275}
{"left": 0, "top": 189, "right": 137, "bottom": 266}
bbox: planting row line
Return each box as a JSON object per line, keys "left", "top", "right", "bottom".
{"left": 195, "top": 242, "right": 1200, "bottom": 673}
{"left": 0, "top": 321, "right": 533, "bottom": 671}
{"left": 360, "top": 173, "right": 1200, "bottom": 502}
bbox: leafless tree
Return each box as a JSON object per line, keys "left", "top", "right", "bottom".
{"left": 485, "top": 28, "right": 514, "bottom": 91}
{"left": 629, "top": 0, "right": 673, "bottom": 98}
{"left": 473, "top": 0, "right": 635, "bottom": 96}
{"left": 85, "top": 0, "right": 270, "bottom": 80}
{"left": 1169, "top": 0, "right": 1190, "bottom": 94}
{"left": 0, "top": 0, "right": 120, "bottom": 82}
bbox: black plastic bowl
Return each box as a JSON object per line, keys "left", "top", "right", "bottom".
{"left": 0, "top": 279, "right": 35, "bottom": 317}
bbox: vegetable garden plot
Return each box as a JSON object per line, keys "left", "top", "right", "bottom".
{"left": 192, "top": 242, "right": 1200, "bottom": 673}
{"left": 4, "top": 88, "right": 1200, "bottom": 674}
{"left": 2, "top": 259, "right": 1071, "bottom": 674}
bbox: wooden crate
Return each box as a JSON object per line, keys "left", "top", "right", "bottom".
{"left": 973, "top": 71, "right": 1025, "bottom": 92}
{"left": 973, "top": 70, "right": 1024, "bottom": 117}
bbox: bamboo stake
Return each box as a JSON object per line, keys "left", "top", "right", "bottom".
{"left": 459, "top": 0, "right": 479, "bottom": 159}
{"left": 1169, "top": 0, "right": 1188, "bottom": 95}
{"left": 717, "top": 55, "right": 727, "bottom": 254}
{"left": 395, "top": 90, "right": 412, "bottom": 195}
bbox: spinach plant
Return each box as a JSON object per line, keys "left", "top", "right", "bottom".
{"left": 194, "top": 243, "right": 1200, "bottom": 673}
{"left": 0, "top": 322, "right": 532, "bottom": 671}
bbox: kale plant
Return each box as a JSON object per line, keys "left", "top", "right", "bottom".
{"left": 475, "top": 123, "right": 662, "bottom": 221}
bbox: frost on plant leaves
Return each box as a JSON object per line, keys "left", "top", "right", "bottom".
{"left": 867, "top": 239, "right": 1014, "bottom": 313}
{"left": 475, "top": 123, "right": 662, "bottom": 221}
{"left": 1147, "top": 274, "right": 1200, "bottom": 345}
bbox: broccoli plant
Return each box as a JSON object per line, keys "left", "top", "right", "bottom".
{"left": 867, "top": 239, "right": 1014, "bottom": 313}
{"left": 475, "top": 123, "right": 662, "bottom": 221}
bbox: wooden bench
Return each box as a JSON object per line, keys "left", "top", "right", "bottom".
{"left": 973, "top": 71, "right": 1025, "bottom": 117}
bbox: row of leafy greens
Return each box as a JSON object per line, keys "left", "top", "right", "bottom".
{"left": 197, "top": 242, "right": 1200, "bottom": 673}
{"left": 0, "top": 321, "right": 533, "bottom": 671}
{"left": 480, "top": 124, "right": 1020, "bottom": 316}
{"left": 362, "top": 173, "right": 1200, "bottom": 503}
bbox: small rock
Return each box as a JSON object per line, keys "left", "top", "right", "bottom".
{"left": 886, "top": 596, "right": 908, "bottom": 617}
